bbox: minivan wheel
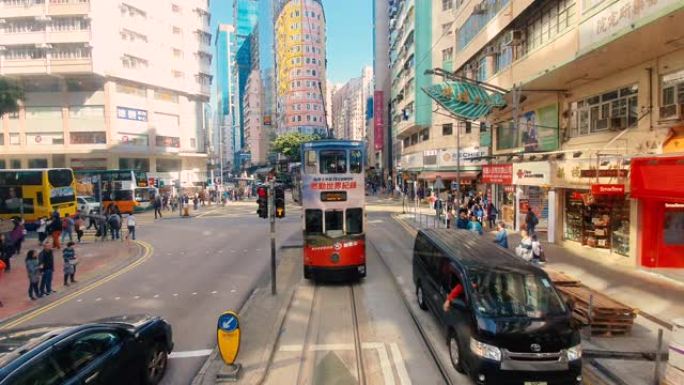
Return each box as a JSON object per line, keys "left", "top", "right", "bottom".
{"left": 449, "top": 332, "right": 465, "bottom": 373}
{"left": 416, "top": 284, "right": 428, "bottom": 311}
{"left": 144, "top": 343, "right": 168, "bottom": 385}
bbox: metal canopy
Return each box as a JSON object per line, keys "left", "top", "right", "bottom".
{"left": 423, "top": 81, "right": 506, "bottom": 120}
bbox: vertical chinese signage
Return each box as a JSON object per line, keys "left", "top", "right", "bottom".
{"left": 373, "top": 91, "right": 384, "bottom": 151}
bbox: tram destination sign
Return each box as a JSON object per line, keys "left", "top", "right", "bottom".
{"left": 321, "top": 191, "right": 347, "bottom": 202}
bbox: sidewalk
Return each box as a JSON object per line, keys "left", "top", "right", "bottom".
{"left": 0, "top": 237, "right": 140, "bottom": 323}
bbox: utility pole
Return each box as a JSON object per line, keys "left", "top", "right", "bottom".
{"left": 269, "top": 178, "right": 277, "bottom": 295}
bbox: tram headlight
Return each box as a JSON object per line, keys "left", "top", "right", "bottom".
{"left": 330, "top": 253, "right": 340, "bottom": 263}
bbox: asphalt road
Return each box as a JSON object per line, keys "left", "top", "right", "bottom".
{"left": 18, "top": 203, "right": 301, "bottom": 385}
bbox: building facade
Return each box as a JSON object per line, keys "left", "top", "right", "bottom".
{"left": 442, "top": 0, "right": 684, "bottom": 269}
{"left": 214, "top": 23, "right": 236, "bottom": 176}
{"left": 331, "top": 66, "right": 373, "bottom": 141}
{"left": 0, "top": 0, "right": 212, "bottom": 186}
{"left": 372, "top": 0, "right": 393, "bottom": 179}
{"left": 274, "top": 0, "right": 327, "bottom": 136}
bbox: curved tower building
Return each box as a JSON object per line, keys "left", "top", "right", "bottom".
{"left": 275, "top": 0, "right": 327, "bottom": 136}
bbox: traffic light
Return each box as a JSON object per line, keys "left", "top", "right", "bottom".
{"left": 275, "top": 186, "right": 285, "bottom": 218}
{"left": 154, "top": 178, "right": 160, "bottom": 188}
{"left": 256, "top": 186, "right": 268, "bottom": 218}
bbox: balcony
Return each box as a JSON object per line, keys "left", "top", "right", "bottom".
{"left": 47, "top": 0, "right": 90, "bottom": 16}
{"left": 46, "top": 30, "right": 90, "bottom": 44}
{"left": 0, "top": 31, "right": 47, "bottom": 46}
{"left": 0, "top": 2, "right": 45, "bottom": 18}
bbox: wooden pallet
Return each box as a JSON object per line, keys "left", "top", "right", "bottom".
{"left": 557, "top": 285, "right": 637, "bottom": 337}
{"left": 545, "top": 269, "right": 581, "bottom": 286}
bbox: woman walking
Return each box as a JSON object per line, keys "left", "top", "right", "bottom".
{"left": 37, "top": 217, "right": 48, "bottom": 245}
{"left": 62, "top": 241, "right": 77, "bottom": 285}
{"left": 25, "top": 250, "right": 41, "bottom": 300}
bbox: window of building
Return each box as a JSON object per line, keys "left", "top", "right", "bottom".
{"left": 116, "top": 82, "right": 146, "bottom": 97}
{"left": 119, "top": 157, "right": 149, "bottom": 172}
{"left": 661, "top": 69, "right": 684, "bottom": 113}
{"left": 0, "top": 160, "right": 5, "bottom": 169}
{"left": 10, "top": 159, "right": 21, "bottom": 169}
{"left": 70, "top": 132, "right": 106, "bottom": 144}
{"left": 50, "top": 16, "right": 90, "bottom": 32}
{"left": 9, "top": 133, "right": 20, "bottom": 146}
{"left": 465, "top": 121, "right": 472, "bottom": 134}
{"left": 403, "top": 137, "right": 410, "bottom": 148}
{"left": 442, "top": 0, "right": 452, "bottom": 11}
{"left": 155, "top": 135, "right": 180, "bottom": 148}
{"left": 1, "top": 18, "right": 45, "bottom": 33}
{"left": 118, "top": 133, "right": 148, "bottom": 146}
{"left": 171, "top": 3, "right": 181, "bottom": 12}
{"left": 154, "top": 89, "right": 178, "bottom": 103}
{"left": 421, "top": 128, "right": 430, "bottom": 141}
{"left": 410, "top": 133, "right": 418, "bottom": 145}
{"left": 69, "top": 105, "right": 104, "bottom": 119}
{"left": 569, "top": 85, "right": 639, "bottom": 137}
{"left": 441, "top": 22, "right": 453, "bottom": 36}
{"left": 51, "top": 44, "right": 91, "bottom": 60}
{"left": 442, "top": 47, "right": 453, "bottom": 64}
{"left": 5, "top": 45, "right": 46, "bottom": 60}
{"left": 526, "top": 0, "right": 576, "bottom": 52}
{"left": 442, "top": 123, "right": 453, "bottom": 135}
{"left": 457, "top": 0, "right": 511, "bottom": 50}
{"left": 156, "top": 158, "right": 181, "bottom": 172}
{"left": 476, "top": 57, "right": 488, "bottom": 81}
{"left": 121, "top": 55, "right": 148, "bottom": 69}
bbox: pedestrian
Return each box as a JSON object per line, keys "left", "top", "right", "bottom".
{"left": 10, "top": 218, "right": 25, "bottom": 257}
{"left": 38, "top": 242, "right": 55, "bottom": 296}
{"left": 25, "top": 250, "right": 41, "bottom": 300}
{"left": 456, "top": 210, "right": 469, "bottom": 230}
{"left": 530, "top": 234, "right": 545, "bottom": 264}
{"left": 467, "top": 214, "right": 483, "bottom": 235}
{"left": 0, "top": 258, "right": 5, "bottom": 307}
{"left": 74, "top": 214, "right": 84, "bottom": 243}
{"left": 193, "top": 195, "right": 199, "bottom": 210}
{"left": 0, "top": 233, "right": 13, "bottom": 272}
{"left": 525, "top": 209, "right": 539, "bottom": 235}
{"left": 61, "top": 213, "right": 74, "bottom": 243}
{"left": 62, "top": 241, "right": 77, "bottom": 285}
{"left": 447, "top": 206, "right": 455, "bottom": 229}
{"left": 493, "top": 222, "right": 509, "bottom": 249}
{"left": 154, "top": 194, "right": 163, "bottom": 219}
{"left": 108, "top": 212, "right": 122, "bottom": 240}
{"left": 37, "top": 217, "right": 48, "bottom": 244}
{"left": 486, "top": 202, "right": 498, "bottom": 230}
{"left": 473, "top": 203, "right": 484, "bottom": 224}
{"left": 50, "top": 209, "right": 61, "bottom": 250}
{"left": 126, "top": 213, "right": 136, "bottom": 242}
{"left": 515, "top": 229, "right": 534, "bottom": 262}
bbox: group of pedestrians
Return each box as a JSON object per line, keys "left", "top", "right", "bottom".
{"left": 24, "top": 241, "right": 78, "bottom": 300}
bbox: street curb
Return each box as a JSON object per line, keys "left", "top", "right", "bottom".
{"left": 0, "top": 241, "right": 146, "bottom": 328}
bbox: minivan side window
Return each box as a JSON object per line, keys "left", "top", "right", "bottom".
{"left": 10, "top": 354, "right": 64, "bottom": 385}
{"left": 414, "top": 233, "right": 433, "bottom": 270}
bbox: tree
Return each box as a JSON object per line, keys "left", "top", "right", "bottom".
{"left": 0, "top": 78, "right": 25, "bottom": 116}
{"left": 271, "top": 132, "right": 322, "bottom": 162}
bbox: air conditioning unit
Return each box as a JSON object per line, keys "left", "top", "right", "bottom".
{"left": 35, "top": 15, "right": 51, "bottom": 22}
{"left": 35, "top": 43, "right": 52, "bottom": 49}
{"left": 659, "top": 104, "right": 680, "bottom": 120}
{"left": 473, "top": 2, "right": 488, "bottom": 15}
{"left": 502, "top": 30, "right": 524, "bottom": 46}
{"left": 483, "top": 46, "right": 499, "bottom": 56}
{"left": 609, "top": 117, "right": 628, "bottom": 130}
{"left": 595, "top": 118, "right": 609, "bottom": 130}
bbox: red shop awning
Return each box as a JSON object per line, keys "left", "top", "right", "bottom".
{"left": 630, "top": 155, "right": 684, "bottom": 202}
{"left": 417, "top": 171, "right": 480, "bottom": 182}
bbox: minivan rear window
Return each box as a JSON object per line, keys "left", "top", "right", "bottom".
{"left": 469, "top": 270, "right": 566, "bottom": 318}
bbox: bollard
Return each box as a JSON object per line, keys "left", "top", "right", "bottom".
{"left": 654, "top": 328, "right": 663, "bottom": 385}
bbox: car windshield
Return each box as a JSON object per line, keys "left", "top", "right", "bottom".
{"left": 469, "top": 269, "right": 567, "bottom": 318}
{"left": 83, "top": 197, "right": 96, "bottom": 203}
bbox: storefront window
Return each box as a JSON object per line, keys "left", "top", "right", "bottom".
{"left": 664, "top": 205, "right": 684, "bottom": 246}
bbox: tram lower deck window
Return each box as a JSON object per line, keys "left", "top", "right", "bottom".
{"left": 305, "top": 209, "right": 323, "bottom": 234}
{"left": 325, "top": 210, "right": 344, "bottom": 235}
{"left": 346, "top": 208, "right": 363, "bottom": 234}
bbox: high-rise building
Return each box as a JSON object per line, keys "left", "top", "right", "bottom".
{"left": 233, "top": 0, "right": 259, "bottom": 170}
{"left": 214, "top": 23, "right": 236, "bottom": 176}
{"left": 0, "top": 0, "right": 212, "bottom": 186}
{"left": 332, "top": 67, "right": 373, "bottom": 141}
{"left": 372, "top": 0, "right": 392, "bottom": 176}
{"left": 275, "top": 0, "right": 327, "bottom": 136}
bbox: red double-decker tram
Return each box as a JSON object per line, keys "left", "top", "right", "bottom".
{"left": 300, "top": 140, "right": 366, "bottom": 281}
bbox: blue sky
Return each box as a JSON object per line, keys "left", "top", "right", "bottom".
{"left": 210, "top": 0, "right": 373, "bottom": 85}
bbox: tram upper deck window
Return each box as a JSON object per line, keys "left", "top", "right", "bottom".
{"left": 325, "top": 210, "right": 344, "bottom": 237}
{"left": 350, "top": 150, "right": 362, "bottom": 173}
{"left": 320, "top": 150, "right": 347, "bottom": 174}
{"left": 305, "top": 209, "right": 323, "bottom": 234}
{"left": 305, "top": 150, "right": 318, "bottom": 174}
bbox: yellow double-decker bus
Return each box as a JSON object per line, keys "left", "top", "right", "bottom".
{"left": 0, "top": 168, "right": 78, "bottom": 224}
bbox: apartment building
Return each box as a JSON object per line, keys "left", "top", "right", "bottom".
{"left": 372, "top": 0, "right": 392, "bottom": 177}
{"left": 446, "top": 0, "right": 684, "bottom": 268}
{"left": 275, "top": 0, "right": 327, "bottom": 136}
{"left": 0, "top": 0, "right": 212, "bottom": 186}
{"left": 331, "top": 66, "right": 373, "bottom": 141}
{"left": 214, "top": 23, "right": 235, "bottom": 175}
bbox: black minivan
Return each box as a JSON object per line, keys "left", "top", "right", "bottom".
{"left": 412, "top": 229, "right": 582, "bottom": 385}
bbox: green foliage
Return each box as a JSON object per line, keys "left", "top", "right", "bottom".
{"left": 271, "top": 132, "right": 323, "bottom": 161}
{"left": 0, "top": 78, "right": 25, "bottom": 116}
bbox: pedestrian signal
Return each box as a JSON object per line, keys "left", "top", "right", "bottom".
{"left": 256, "top": 186, "right": 268, "bottom": 218}
{"left": 274, "top": 186, "right": 285, "bottom": 218}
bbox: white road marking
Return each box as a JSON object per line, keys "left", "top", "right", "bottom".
{"left": 114, "top": 297, "right": 120, "bottom": 301}
{"left": 134, "top": 296, "right": 140, "bottom": 299}
{"left": 168, "top": 349, "right": 214, "bottom": 359}
{"left": 192, "top": 292, "right": 197, "bottom": 295}
{"left": 95, "top": 297, "right": 102, "bottom": 302}
{"left": 230, "top": 289, "right": 237, "bottom": 293}
{"left": 173, "top": 293, "right": 179, "bottom": 297}
{"left": 376, "top": 344, "right": 397, "bottom": 385}
{"left": 211, "top": 290, "right": 217, "bottom": 294}
{"left": 76, "top": 299, "right": 83, "bottom": 303}
{"left": 153, "top": 294, "right": 159, "bottom": 298}
{"left": 279, "top": 344, "right": 303, "bottom": 352}
{"left": 390, "top": 343, "right": 412, "bottom": 385}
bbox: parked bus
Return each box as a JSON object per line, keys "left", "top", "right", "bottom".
{"left": 75, "top": 170, "right": 149, "bottom": 214}
{"left": 301, "top": 140, "right": 366, "bottom": 281}
{"left": 0, "top": 168, "right": 77, "bottom": 224}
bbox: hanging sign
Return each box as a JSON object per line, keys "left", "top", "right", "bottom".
{"left": 591, "top": 184, "right": 625, "bottom": 196}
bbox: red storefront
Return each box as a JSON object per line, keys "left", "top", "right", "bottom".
{"left": 631, "top": 155, "right": 684, "bottom": 268}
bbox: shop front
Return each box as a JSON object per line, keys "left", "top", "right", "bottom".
{"left": 631, "top": 155, "right": 684, "bottom": 268}
{"left": 482, "top": 164, "right": 515, "bottom": 228}
{"left": 555, "top": 158, "right": 633, "bottom": 258}
{"left": 512, "top": 161, "right": 556, "bottom": 242}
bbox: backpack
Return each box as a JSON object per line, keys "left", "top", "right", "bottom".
{"left": 530, "top": 212, "right": 539, "bottom": 226}
{"left": 62, "top": 218, "right": 70, "bottom": 230}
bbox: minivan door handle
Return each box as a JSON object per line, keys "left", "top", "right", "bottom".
{"left": 85, "top": 371, "right": 99, "bottom": 384}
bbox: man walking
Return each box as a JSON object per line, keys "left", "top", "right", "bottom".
{"left": 39, "top": 242, "right": 55, "bottom": 296}
{"left": 525, "top": 209, "right": 539, "bottom": 235}
{"left": 61, "top": 213, "right": 74, "bottom": 243}
{"left": 493, "top": 222, "right": 509, "bottom": 249}
{"left": 154, "top": 194, "right": 163, "bottom": 219}
{"left": 126, "top": 213, "right": 137, "bottom": 241}
{"left": 50, "top": 209, "right": 62, "bottom": 250}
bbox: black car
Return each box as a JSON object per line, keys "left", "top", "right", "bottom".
{"left": 413, "top": 229, "right": 582, "bottom": 385}
{"left": 0, "top": 315, "right": 173, "bottom": 385}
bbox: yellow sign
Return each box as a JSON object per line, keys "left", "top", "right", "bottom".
{"left": 217, "top": 311, "right": 240, "bottom": 365}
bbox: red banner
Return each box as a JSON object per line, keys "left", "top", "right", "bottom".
{"left": 482, "top": 164, "right": 513, "bottom": 184}
{"left": 591, "top": 184, "right": 625, "bottom": 196}
{"left": 373, "top": 91, "right": 384, "bottom": 151}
